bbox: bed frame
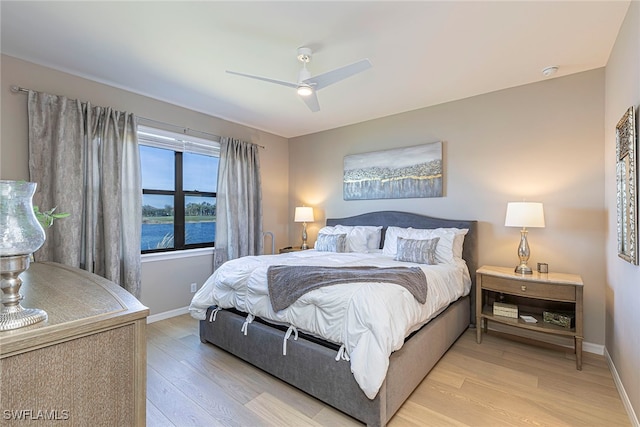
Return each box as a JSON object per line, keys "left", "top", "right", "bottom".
{"left": 199, "top": 211, "right": 478, "bottom": 426}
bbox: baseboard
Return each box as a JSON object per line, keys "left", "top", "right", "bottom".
{"left": 147, "top": 306, "right": 190, "bottom": 324}
{"left": 605, "top": 347, "right": 640, "bottom": 427}
{"left": 583, "top": 341, "right": 604, "bottom": 356}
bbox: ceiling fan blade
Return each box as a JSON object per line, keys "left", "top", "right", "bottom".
{"left": 301, "top": 91, "right": 320, "bottom": 112}
{"left": 226, "top": 70, "right": 298, "bottom": 89}
{"left": 304, "top": 59, "right": 372, "bottom": 91}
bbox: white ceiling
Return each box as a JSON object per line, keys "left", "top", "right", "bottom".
{"left": 1, "top": 1, "right": 630, "bottom": 138}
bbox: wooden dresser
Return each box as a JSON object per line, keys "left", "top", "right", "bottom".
{"left": 0, "top": 262, "right": 149, "bottom": 426}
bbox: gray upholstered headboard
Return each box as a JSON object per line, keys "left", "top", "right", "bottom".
{"left": 326, "top": 210, "right": 478, "bottom": 325}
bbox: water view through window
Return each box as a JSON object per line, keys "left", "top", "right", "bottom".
{"left": 141, "top": 191, "right": 217, "bottom": 251}
{"left": 140, "top": 143, "right": 218, "bottom": 252}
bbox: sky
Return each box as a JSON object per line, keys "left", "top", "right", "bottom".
{"left": 140, "top": 145, "right": 219, "bottom": 208}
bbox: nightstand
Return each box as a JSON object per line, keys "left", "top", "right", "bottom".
{"left": 476, "top": 265, "right": 584, "bottom": 370}
{"left": 279, "top": 247, "right": 304, "bottom": 254}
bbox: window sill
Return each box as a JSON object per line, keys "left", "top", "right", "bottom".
{"left": 141, "top": 247, "right": 214, "bottom": 263}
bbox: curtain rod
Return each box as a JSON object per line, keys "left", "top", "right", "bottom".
{"left": 10, "top": 85, "right": 265, "bottom": 149}
{"left": 10, "top": 85, "right": 28, "bottom": 94}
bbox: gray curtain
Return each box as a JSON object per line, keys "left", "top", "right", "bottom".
{"left": 27, "top": 90, "right": 142, "bottom": 298}
{"left": 215, "top": 137, "right": 263, "bottom": 270}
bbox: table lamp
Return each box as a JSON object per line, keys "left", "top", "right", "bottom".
{"left": 294, "top": 206, "right": 314, "bottom": 250}
{"left": 505, "top": 202, "right": 545, "bottom": 274}
{"left": 0, "top": 180, "right": 48, "bottom": 330}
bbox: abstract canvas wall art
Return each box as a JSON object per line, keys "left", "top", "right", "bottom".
{"left": 343, "top": 142, "right": 443, "bottom": 200}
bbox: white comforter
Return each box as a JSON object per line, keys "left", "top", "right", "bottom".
{"left": 189, "top": 250, "right": 471, "bottom": 399}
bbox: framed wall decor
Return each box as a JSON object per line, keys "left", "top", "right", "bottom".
{"left": 343, "top": 141, "right": 443, "bottom": 200}
{"left": 616, "top": 106, "right": 638, "bottom": 265}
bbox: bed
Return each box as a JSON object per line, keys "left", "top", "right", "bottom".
{"left": 190, "top": 211, "right": 478, "bottom": 426}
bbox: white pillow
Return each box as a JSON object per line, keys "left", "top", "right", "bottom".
{"left": 422, "top": 228, "right": 468, "bottom": 264}
{"left": 383, "top": 226, "right": 468, "bottom": 264}
{"left": 333, "top": 225, "right": 361, "bottom": 252}
{"left": 382, "top": 226, "right": 409, "bottom": 256}
{"left": 428, "top": 228, "right": 457, "bottom": 264}
{"left": 424, "top": 227, "right": 468, "bottom": 260}
{"left": 445, "top": 228, "right": 468, "bottom": 259}
{"left": 320, "top": 225, "right": 382, "bottom": 252}
{"left": 317, "top": 226, "right": 337, "bottom": 235}
{"left": 364, "top": 226, "right": 383, "bottom": 250}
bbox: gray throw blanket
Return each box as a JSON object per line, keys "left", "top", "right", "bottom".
{"left": 267, "top": 265, "right": 428, "bottom": 312}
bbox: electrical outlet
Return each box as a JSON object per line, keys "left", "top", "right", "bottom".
{"left": 190, "top": 282, "right": 197, "bottom": 293}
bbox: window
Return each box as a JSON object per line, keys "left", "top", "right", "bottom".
{"left": 138, "top": 126, "right": 219, "bottom": 253}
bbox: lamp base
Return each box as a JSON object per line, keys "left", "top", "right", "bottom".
{"left": 0, "top": 254, "right": 48, "bottom": 331}
{"left": 0, "top": 307, "right": 48, "bottom": 331}
{"left": 301, "top": 222, "right": 309, "bottom": 251}
{"left": 514, "top": 228, "right": 533, "bottom": 275}
{"left": 514, "top": 263, "right": 533, "bottom": 275}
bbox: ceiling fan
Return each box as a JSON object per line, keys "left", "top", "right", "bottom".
{"left": 226, "top": 47, "right": 372, "bottom": 112}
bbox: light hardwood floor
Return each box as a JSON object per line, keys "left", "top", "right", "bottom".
{"left": 147, "top": 314, "right": 631, "bottom": 426}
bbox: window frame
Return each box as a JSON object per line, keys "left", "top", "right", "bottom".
{"left": 138, "top": 125, "right": 220, "bottom": 254}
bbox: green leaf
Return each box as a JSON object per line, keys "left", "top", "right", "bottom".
{"left": 33, "top": 205, "right": 70, "bottom": 228}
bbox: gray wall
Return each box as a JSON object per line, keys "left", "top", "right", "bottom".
{"left": 604, "top": 1, "right": 640, "bottom": 422}
{"left": 290, "top": 69, "right": 607, "bottom": 348}
{"left": 0, "top": 55, "right": 291, "bottom": 315}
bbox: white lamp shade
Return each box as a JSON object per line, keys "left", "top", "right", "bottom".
{"left": 505, "top": 202, "right": 545, "bottom": 228}
{"left": 294, "top": 206, "right": 314, "bottom": 223}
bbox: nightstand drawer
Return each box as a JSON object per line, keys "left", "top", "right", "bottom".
{"left": 482, "top": 275, "right": 576, "bottom": 301}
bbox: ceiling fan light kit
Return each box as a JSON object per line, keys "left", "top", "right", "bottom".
{"left": 297, "top": 85, "right": 313, "bottom": 97}
{"left": 226, "top": 47, "right": 372, "bottom": 112}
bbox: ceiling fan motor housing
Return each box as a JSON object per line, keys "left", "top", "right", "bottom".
{"left": 297, "top": 47, "right": 313, "bottom": 63}
{"left": 298, "top": 67, "right": 312, "bottom": 83}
